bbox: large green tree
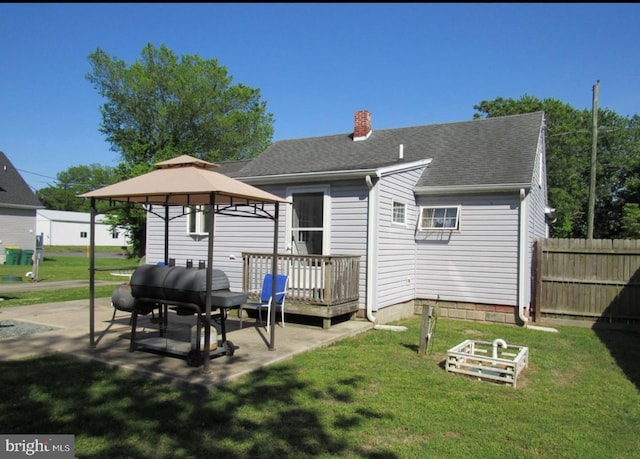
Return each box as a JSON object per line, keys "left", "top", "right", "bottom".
{"left": 85, "top": 43, "right": 275, "bottom": 255}
{"left": 36, "top": 164, "right": 117, "bottom": 212}
{"left": 473, "top": 96, "right": 640, "bottom": 239}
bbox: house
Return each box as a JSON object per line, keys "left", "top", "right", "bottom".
{"left": 36, "top": 209, "right": 129, "bottom": 247}
{"left": 144, "top": 111, "right": 551, "bottom": 327}
{"left": 0, "top": 151, "right": 43, "bottom": 264}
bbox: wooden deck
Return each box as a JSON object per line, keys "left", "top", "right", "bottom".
{"left": 242, "top": 253, "right": 361, "bottom": 329}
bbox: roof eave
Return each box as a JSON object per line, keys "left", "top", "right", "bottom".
{"left": 414, "top": 183, "right": 532, "bottom": 195}
{"left": 239, "top": 159, "right": 432, "bottom": 185}
{"left": 0, "top": 203, "right": 45, "bottom": 210}
{"left": 239, "top": 169, "right": 380, "bottom": 185}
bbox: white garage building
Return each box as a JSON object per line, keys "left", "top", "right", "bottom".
{"left": 36, "top": 209, "right": 129, "bottom": 247}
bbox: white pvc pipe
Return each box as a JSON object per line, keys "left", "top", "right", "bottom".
{"left": 518, "top": 188, "right": 529, "bottom": 325}
{"left": 374, "top": 324, "right": 408, "bottom": 332}
{"left": 365, "top": 175, "right": 377, "bottom": 323}
{"left": 492, "top": 338, "right": 507, "bottom": 359}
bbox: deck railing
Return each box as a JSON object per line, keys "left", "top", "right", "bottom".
{"left": 242, "top": 253, "right": 361, "bottom": 306}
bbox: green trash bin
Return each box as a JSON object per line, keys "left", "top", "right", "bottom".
{"left": 20, "top": 249, "right": 35, "bottom": 266}
{"left": 5, "top": 247, "right": 21, "bottom": 266}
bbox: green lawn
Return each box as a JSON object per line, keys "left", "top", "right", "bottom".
{"left": 1, "top": 253, "right": 638, "bottom": 457}
{"left": 0, "top": 317, "right": 638, "bottom": 458}
{"left": 0, "top": 253, "right": 138, "bottom": 307}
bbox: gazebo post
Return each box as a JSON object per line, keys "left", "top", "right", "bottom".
{"left": 89, "top": 198, "right": 97, "bottom": 348}
{"left": 202, "top": 194, "right": 216, "bottom": 374}
{"left": 164, "top": 205, "right": 170, "bottom": 265}
{"left": 269, "top": 204, "right": 279, "bottom": 350}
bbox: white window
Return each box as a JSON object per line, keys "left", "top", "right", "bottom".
{"left": 419, "top": 206, "right": 460, "bottom": 230}
{"left": 186, "top": 205, "right": 211, "bottom": 235}
{"left": 392, "top": 200, "right": 407, "bottom": 225}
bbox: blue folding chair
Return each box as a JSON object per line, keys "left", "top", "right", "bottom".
{"left": 239, "top": 274, "right": 288, "bottom": 332}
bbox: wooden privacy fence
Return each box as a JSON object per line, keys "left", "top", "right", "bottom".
{"left": 533, "top": 238, "right": 640, "bottom": 324}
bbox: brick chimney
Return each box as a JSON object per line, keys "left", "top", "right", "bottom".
{"left": 353, "top": 110, "right": 372, "bottom": 141}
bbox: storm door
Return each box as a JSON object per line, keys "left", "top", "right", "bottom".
{"left": 286, "top": 186, "right": 330, "bottom": 297}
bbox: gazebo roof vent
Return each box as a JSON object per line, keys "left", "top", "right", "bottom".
{"left": 155, "top": 155, "right": 220, "bottom": 170}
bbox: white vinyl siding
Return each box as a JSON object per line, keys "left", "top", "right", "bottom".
{"left": 146, "top": 186, "right": 286, "bottom": 291}
{"left": 329, "top": 181, "right": 369, "bottom": 308}
{"left": 530, "top": 128, "right": 550, "bottom": 241}
{"left": 0, "top": 208, "right": 38, "bottom": 262}
{"left": 415, "top": 194, "right": 520, "bottom": 306}
{"left": 375, "top": 168, "right": 424, "bottom": 309}
{"left": 145, "top": 182, "right": 368, "bottom": 303}
{"left": 524, "top": 127, "right": 550, "bottom": 307}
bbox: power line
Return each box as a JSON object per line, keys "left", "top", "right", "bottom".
{"left": 547, "top": 127, "right": 622, "bottom": 138}
{"left": 17, "top": 169, "right": 112, "bottom": 189}
{"left": 16, "top": 168, "right": 58, "bottom": 181}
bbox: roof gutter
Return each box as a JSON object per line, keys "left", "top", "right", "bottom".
{"left": 415, "top": 183, "right": 531, "bottom": 195}
{"left": 239, "top": 159, "right": 431, "bottom": 186}
{"left": 240, "top": 169, "right": 379, "bottom": 185}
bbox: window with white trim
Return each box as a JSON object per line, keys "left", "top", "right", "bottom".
{"left": 186, "top": 205, "right": 211, "bottom": 235}
{"left": 392, "top": 200, "right": 407, "bottom": 225}
{"left": 418, "top": 206, "right": 460, "bottom": 230}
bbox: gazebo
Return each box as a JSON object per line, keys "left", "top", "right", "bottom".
{"left": 79, "top": 155, "right": 289, "bottom": 373}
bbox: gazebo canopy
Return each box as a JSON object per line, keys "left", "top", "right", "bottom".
{"left": 79, "top": 154, "right": 288, "bottom": 206}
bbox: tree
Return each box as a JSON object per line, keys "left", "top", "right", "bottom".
{"left": 591, "top": 112, "right": 640, "bottom": 238}
{"left": 473, "top": 95, "right": 640, "bottom": 239}
{"left": 85, "top": 43, "right": 275, "bottom": 256}
{"left": 36, "top": 164, "right": 117, "bottom": 212}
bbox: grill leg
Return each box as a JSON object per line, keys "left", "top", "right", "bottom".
{"left": 129, "top": 310, "right": 138, "bottom": 352}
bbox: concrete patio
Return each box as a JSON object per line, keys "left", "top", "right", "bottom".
{"left": 0, "top": 294, "right": 373, "bottom": 388}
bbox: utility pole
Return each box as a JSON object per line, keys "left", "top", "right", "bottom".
{"left": 587, "top": 81, "right": 599, "bottom": 239}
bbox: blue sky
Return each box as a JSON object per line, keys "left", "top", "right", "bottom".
{"left": 1, "top": 3, "right": 639, "bottom": 192}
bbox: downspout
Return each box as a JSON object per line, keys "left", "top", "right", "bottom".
{"left": 365, "top": 175, "right": 377, "bottom": 323}
{"left": 518, "top": 188, "right": 529, "bottom": 325}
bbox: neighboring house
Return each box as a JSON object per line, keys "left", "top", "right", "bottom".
{"left": 0, "top": 151, "right": 43, "bottom": 264}
{"left": 145, "top": 111, "right": 552, "bottom": 326}
{"left": 36, "top": 209, "right": 129, "bottom": 247}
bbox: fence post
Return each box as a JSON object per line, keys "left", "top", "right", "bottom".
{"left": 533, "top": 239, "right": 543, "bottom": 322}
{"left": 418, "top": 304, "right": 435, "bottom": 355}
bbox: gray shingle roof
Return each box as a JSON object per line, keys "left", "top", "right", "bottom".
{"left": 234, "top": 111, "right": 544, "bottom": 189}
{"left": 214, "top": 159, "right": 253, "bottom": 176}
{"left": 0, "top": 151, "right": 43, "bottom": 208}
